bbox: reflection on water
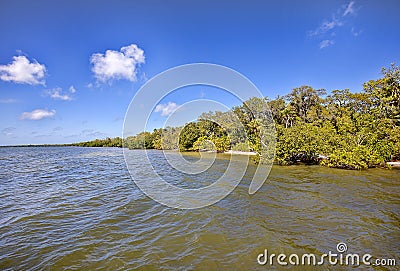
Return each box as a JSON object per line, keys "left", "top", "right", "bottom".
{"left": 0, "top": 147, "right": 399, "bottom": 270}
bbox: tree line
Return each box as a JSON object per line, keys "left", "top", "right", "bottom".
{"left": 72, "top": 137, "right": 123, "bottom": 148}
{"left": 80, "top": 64, "right": 400, "bottom": 169}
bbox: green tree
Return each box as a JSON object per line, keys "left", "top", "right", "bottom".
{"left": 178, "top": 122, "right": 201, "bottom": 151}
{"left": 76, "top": 63, "right": 400, "bottom": 170}
{"left": 285, "top": 85, "right": 326, "bottom": 123}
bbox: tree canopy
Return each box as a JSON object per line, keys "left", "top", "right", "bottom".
{"left": 78, "top": 64, "right": 400, "bottom": 170}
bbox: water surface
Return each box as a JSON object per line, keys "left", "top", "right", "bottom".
{"left": 0, "top": 147, "right": 399, "bottom": 270}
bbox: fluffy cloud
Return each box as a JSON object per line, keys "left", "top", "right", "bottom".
{"left": 44, "top": 87, "right": 73, "bottom": 101}
{"left": 20, "top": 109, "right": 56, "bottom": 120}
{"left": 155, "top": 102, "right": 179, "bottom": 116}
{"left": 0, "top": 56, "right": 46, "bottom": 85}
{"left": 69, "top": 85, "right": 76, "bottom": 93}
{"left": 90, "top": 44, "right": 145, "bottom": 83}
{"left": 319, "top": 39, "right": 334, "bottom": 49}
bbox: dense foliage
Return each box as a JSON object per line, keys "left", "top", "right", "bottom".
{"left": 80, "top": 64, "right": 400, "bottom": 169}
{"left": 72, "top": 137, "right": 123, "bottom": 148}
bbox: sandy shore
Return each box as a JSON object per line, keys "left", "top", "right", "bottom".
{"left": 386, "top": 162, "right": 400, "bottom": 168}
{"left": 224, "top": 150, "right": 258, "bottom": 156}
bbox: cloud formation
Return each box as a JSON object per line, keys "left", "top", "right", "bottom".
{"left": 20, "top": 109, "right": 56, "bottom": 120}
{"left": 309, "top": 17, "right": 343, "bottom": 37}
{"left": 44, "top": 87, "right": 74, "bottom": 101}
{"left": 319, "top": 39, "right": 335, "bottom": 49}
{"left": 309, "top": 1, "right": 358, "bottom": 49}
{"left": 69, "top": 85, "right": 76, "bottom": 93}
{"left": 155, "top": 102, "right": 179, "bottom": 116}
{"left": 0, "top": 56, "right": 46, "bottom": 85}
{"left": 351, "top": 27, "right": 362, "bottom": 37}
{"left": 343, "top": 1, "right": 356, "bottom": 16}
{"left": 90, "top": 44, "right": 145, "bottom": 83}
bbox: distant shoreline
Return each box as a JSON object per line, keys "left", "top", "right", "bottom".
{"left": 0, "top": 145, "right": 254, "bottom": 157}
{"left": 0, "top": 144, "right": 87, "bottom": 148}
{"left": 224, "top": 150, "right": 258, "bottom": 156}
{"left": 0, "top": 145, "right": 254, "bottom": 156}
{"left": 2, "top": 145, "right": 399, "bottom": 170}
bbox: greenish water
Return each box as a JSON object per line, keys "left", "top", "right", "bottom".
{"left": 0, "top": 147, "right": 399, "bottom": 270}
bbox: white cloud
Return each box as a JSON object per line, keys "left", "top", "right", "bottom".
{"left": 69, "top": 85, "right": 76, "bottom": 93}
{"left": 309, "top": 17, "right": 342, "bottom": 36}
{"left": 309, "top": 1, "right": 358, "bottom": 49}
{"left": 155, "top": 102, "right": 179, "bottom": 116}
{"left": 343, "top": 1, "right": 356, "bottom": 16}
{"left": 0, "top": 56, "right": 46, "bottom": 85}
{"left": 351, "top": 27, "right": 362, "bottom": 37}
{"left": 90, "top": 44, "right": 145, "bottom": 83}
{"left": 319, "top": 39, "right": 334, "bottom": 49}
{"left": 20, "top": 109, "right": 56, "bottom": 120}
{"left": 44, "top": 87, "right": 73, "bottom": 101}
{"left": 0, "top": 98, "right": 18, "bottom": 103}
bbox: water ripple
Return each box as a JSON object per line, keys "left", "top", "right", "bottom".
{"left": 0, "top": 147, "right": 399, "bottom": 270}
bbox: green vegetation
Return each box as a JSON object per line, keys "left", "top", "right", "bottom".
{"left": 272, "top": 64, "right": 400, "bottom": 169}
{"left": 75, "top": 64, "right": 400, "bottom": 170}
{"left": 72, "top": 137, "right": 123, "bottom": 147}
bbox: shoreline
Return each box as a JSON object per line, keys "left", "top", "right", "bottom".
{"left": 386, "top": 162, "right": 400, "bottom": 168}
{"left": 224, "top": 150, "right": 258, "bottom": 156}
{"left": 2, "top": 145, "right": 399, "bottom": 170}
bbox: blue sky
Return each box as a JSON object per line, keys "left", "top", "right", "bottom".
{"left": 0, "top": 0, "right": 399, "bottom": 145}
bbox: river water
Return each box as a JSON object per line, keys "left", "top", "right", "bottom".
{"left": 0, "top": 147, "right": 399, "bottom": 270}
